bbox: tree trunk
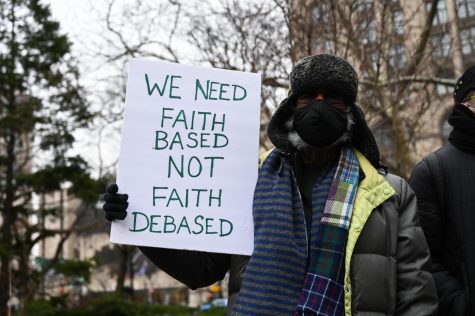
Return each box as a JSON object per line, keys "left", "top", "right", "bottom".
{"left": 446, "top": 0, "right": 464, "bottom": 77}
{"left": 390, "top": 113, "right": 413, "bottom": 178}
{"left": 0, "top": 131, "right": 16, "bottom": 316}
{"left": 0, "top": 3, "right": 17, "bottom": 313}
{"left": 288, "top": 0, "right": 314, "bottom": 63}
{"left": 115, "top": 245, "right": 130, "bottom": 295}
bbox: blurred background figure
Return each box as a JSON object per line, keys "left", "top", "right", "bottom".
{"left": 410, "top": 65, "right": 475, "bottom": 316}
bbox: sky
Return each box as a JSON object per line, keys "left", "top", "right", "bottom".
{"left": 44, "top": 0, "right": 261, "bottom": 178}
{"left": 46, "top": 0, "right": 124, "bottom": 177}
{"left": 47, "top": 0, "right": 90, "bottom": 31}
{"left": 45, "top": 0, "right": 204, "bottom": 178}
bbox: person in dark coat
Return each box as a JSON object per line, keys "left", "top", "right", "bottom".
{"left": 409, "top": 65, "right": 475, "bottom": 316}
{"left": 104, "top": 54, "right": 437, "bottom": 315}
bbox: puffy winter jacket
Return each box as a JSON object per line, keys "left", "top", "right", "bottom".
{"left": 409, "top": 144, "right": 475, "bottom": 316}
{"left": 140, "top": 150, "right": 437, "bottom": 315}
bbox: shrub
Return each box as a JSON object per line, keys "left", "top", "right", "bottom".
{"left": 18, "top": 295, "right": 225, "bottom": 316}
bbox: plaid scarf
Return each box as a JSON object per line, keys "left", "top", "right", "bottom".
{"left": 295, "top": 147, "right": 359, "bottom": 315}
{"left": 233, "top": 148, "right": 359, "bottom": 316}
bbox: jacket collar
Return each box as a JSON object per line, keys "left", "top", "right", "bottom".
{"left": 343, "top": 148, "right": 395, "bottom": 316}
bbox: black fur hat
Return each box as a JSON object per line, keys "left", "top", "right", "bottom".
{"left": 290, "top": 54, "right": 358, "bottom": 103}
{"left": 267, "top": 54, "right": 381, "bottom": 167}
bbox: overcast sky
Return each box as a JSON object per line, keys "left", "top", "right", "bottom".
{"left": 46, "top": 0, "right": 122, "bottom": 177}
{"left": 43, "top": 0, "right": 237, "bottom": 178}
{"left": 47, "top": 0, "right": 99, "bottom": 48}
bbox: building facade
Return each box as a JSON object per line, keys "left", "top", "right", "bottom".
{"left": 292, "top": 0, "right": 475, "bottom": 176}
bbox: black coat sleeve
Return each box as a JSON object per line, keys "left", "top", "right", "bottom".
{"left": 409, "top": 160, "right": 467, "bottom": 316}
{"left": 138, "top": 246, "right": 231, "bottom": 290}
{"left": 392, "top": 176, "right": 438, "bottom": 316}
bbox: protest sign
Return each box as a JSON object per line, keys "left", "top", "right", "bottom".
{"left": 110, "top": 58, "right": 260, "bottom": 255}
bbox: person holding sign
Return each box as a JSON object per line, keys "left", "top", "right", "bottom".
{"left": 103, "top": 54, "right": 437, "bottom": 315}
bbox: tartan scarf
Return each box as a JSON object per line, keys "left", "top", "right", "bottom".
{"left": 295, "top": 147, "right": 359, "bottom": 315}
{"left": 233, "top": 147, "right": 359, "bottom": 316}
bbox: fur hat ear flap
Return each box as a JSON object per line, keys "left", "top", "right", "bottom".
{"left": 349, "top": 104, "right": 381, "bottom": 167}
{"left": 267, "top": 96, "right": 297, "bottom": 154}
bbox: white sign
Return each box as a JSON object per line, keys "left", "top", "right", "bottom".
{"left": 110, "top": 58, "right": 260, "bottom": 255}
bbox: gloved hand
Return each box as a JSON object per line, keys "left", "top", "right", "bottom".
{"left": 103, "top": 183, "right": 128, "bottom": 221}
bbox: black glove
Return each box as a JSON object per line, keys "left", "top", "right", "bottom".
{"left": 103, "top": 183, "right": 128, "bottom": 221}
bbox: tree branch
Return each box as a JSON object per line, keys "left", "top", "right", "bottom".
{"left": 360, "top": 76, "right": 456, "bottom": 88}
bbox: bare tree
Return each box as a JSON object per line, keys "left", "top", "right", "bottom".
{"left": 76, "top": 0, "right": 475, "bottom": 303}
{"left": 184, "top": 0, "right": 453, "bottom": 176}
{"left": 90, "top": 0, "right": 469, "bottom": 176}
{"left": 341, "top": 0, "right": 450, "bottom": 177}
{"left": 185, "top": 0, "right": 291, "bottom": 151}
{"left": 91, "top": 0, "right": 473, "bottom": 176}
{"left": 282, "top": 0, "right": 452, "bottom": 176}
{"left": 91, "top": 0, "right": 293, "bottom": 156}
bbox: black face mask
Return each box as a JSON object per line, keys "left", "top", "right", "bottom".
{"left": 293, "top": 99, "right": 348, "bottom": 147}
{"left": 447, "top": 103, "right": 475, "bottom": 153}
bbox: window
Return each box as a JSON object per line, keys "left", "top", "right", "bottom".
{"left": 457, "top": 0, "right": 468, "bottom": 18}
{"left": 372, "top": 121, "right": 396, "bottom": 168}
{"left": 314, "top": 41, "right": 335, "bottom": 54}
{"left": 441, "top": 112, "right": 452, "bottom": 142}
{"left": 471, "top": 25, "right": 475, "bottom": 42}
{"left": 368, "top": 19, "right": 377, "bottom": 42}
{"left": 430, "top": 0, "right": 447, "bottom": 25}
{"left": 393, "top": 10, "right": 404, "bottom": 35}
{"left": 356, "top": 0, "right": 373, "bottom": 13}
{"left": 459, "top": 26, "right": 475, "bottom": 55}
{"left": 456, "top": 0, "right": 475, "bottom": 19}
{"left": 436, "top": 84, "right": 450, "bottom": 96}
{"left": 461, "top": 29, "right": 471, "bottom": 55}
{"left": 362, "top": 19, "right": 378, "bottom": 44}
{"left": 355, "top": 0, "right": 375, "bottom": 45}
{"left": 457, "top": 0, "right": 475, "bottom": 18}
{"left": 368, "top": 51, "right": 379, "bottom": 72}
{"left": 468, "top": 0, "right": 475, "bottom": 16}
{"left": 310, "top": 3, "right": 335, "bottom": 53}
{"left": 311, "top": 4, "right": 331, "bottom": 25}
{"left": 388, "top": 44, "right": 407, "bottom": 69}
{"left": 432, "top": 33, "right": 451, "bottom": 57}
